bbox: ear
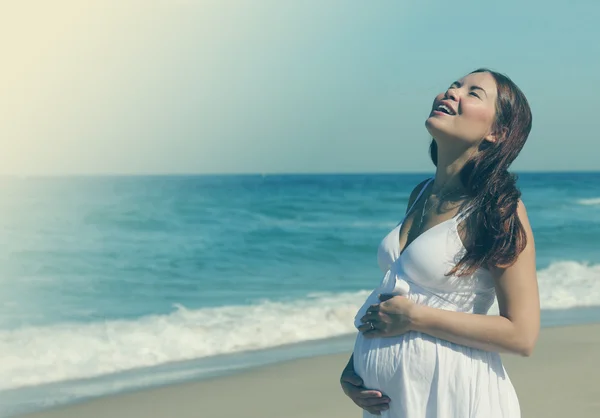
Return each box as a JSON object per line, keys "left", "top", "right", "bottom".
{"left": 484, "top": 126, "right": 508, "bottom": 145}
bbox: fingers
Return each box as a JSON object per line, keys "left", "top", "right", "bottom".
{"left": 360, "top": 395, "right": 391, "bottom": 406}
{"left": 359, "top": 311, "right": 381, "bottom": 324}
{"left": 357, "top": 319, "right": 380, "bottom": 330}
{"left": 365, "top": 403, "right": 390, "bottom": 415}
{"left": 358, "top": 322, "right": 386, "bottom": 338}
{"left": 342, "top": 382, "right": 391, "bottom": 414}
{"left": 340, "top": 368, "right": 392, "bottom": 413}
{"left": 347, "top": 386, "right": 390, "bottom": 402}
{"left": 357, "top": 323, "right": 372, "bottom": 332}
{"left": 358, "top": 396, "right": 391, "bottom": 415}
{"left": 357, "top": 389, "right": 386, "bottom": 399}
{"left": 368, "top": 303, "right": 381, "bottom": 312}
{"left": 361, "top": 305, "right": 389, "bottom": 323}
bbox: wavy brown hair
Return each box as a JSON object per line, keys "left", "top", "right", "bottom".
{"left": 429, "top": 68, "right": 533, "bottom": 276}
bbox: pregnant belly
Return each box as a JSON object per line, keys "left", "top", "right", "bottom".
{"left": 352, "top": 331, "right": 439, "bottom": 394}
{"left": 352, "top": 332, "right": 520, "bottom": 417}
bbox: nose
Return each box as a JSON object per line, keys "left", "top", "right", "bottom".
{"left": 445, "top": 87, "right": 459, "bottom": 101}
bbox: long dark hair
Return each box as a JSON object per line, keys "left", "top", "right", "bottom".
{"left": 429, "top": 68, "right": 533, "bottom": 276}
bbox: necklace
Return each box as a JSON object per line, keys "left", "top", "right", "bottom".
{"left": 417, "top": 182, "right": 468, "bottom": 230}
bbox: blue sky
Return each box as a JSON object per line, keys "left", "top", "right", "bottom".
{"left": 2, "top": 0, "right": 599, "bottom": 175}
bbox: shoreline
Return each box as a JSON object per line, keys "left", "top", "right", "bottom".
{"left": 13, "top": 323, "right": 600, "bottom": 418}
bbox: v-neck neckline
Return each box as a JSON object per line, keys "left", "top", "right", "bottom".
{"left": 394, "top": 177, "right": 472, "bottom": 259}
{"left": 397, "top": 216, "right": 458, "bottom": 258}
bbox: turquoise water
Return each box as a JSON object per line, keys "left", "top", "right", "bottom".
{"left": 1, "top": 172, "right": 599, "bottom": 416}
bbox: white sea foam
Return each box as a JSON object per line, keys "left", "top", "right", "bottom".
{"left": 538, "top": 261, "right": 600, "bottom": 309}
{"left": 577, "top": 197, "right": 600, "bottom": 206}
{"left": 0, "top": 291, "right": 369, "bottom": 391}
{"left": 1, "top": 260, "right": 600, "bottom": 392}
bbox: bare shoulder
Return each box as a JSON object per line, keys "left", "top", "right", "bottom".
{"left": 405, "top": 177, "right": 432, "bottom": 214}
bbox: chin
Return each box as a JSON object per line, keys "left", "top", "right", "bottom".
{"left": 425, "top": 115, "right": 448, "bottom": 138}
{"left": 425, "top": 119, "right": 462, "bottom": 146}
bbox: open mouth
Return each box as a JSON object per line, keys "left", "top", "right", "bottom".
{"left": 434, "top": 103, "right": 456, "bottom": 116}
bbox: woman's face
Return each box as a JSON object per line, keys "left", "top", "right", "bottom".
{"left": 425, "top": 72, "right": 499, "bottom": 147}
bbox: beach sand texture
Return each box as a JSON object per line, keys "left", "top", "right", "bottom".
{"left": 17, "top": 324, "right": 600, "bottom": 418}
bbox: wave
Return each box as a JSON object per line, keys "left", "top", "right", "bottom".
{"left": 2, "top": 260, "right": 600, "bottom": 391}
{"left": 577, "top": 197, "right": 600, "bottom": 206}
{"left": 0, "top": 291, "right": 369, "bottom": 391}
{"left": 538, "top": 261, "right": 600, "bottom": 309}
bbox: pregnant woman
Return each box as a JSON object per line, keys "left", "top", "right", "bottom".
{"left": 340, "top": 68, "right": 539, "bottom": 417}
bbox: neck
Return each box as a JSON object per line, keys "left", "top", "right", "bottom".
{"left": 431, "top": 140, "right": 476, "bottom": 196}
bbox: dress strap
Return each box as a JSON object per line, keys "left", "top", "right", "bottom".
{"left": 396, "top": 177, "right": 434, "bottom": 226}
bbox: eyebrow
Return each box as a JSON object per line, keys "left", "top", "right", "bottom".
{"left": 450, "top": 81, "right": 488, "bottom": 97}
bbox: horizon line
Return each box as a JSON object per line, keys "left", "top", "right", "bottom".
{"left": 1, "top": 169, "right": 598, "bottom": 178}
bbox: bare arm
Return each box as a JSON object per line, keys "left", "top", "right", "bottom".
{"left": 409, "top": 200, "right": 540, "bottom": 356}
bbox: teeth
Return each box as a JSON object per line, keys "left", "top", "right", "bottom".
{"left": 437, "top": 104, "right": 454, "bottom": 115}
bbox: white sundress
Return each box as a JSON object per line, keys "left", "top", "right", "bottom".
{"left": 352, "top": 178, "right": 520, "bottom": 418}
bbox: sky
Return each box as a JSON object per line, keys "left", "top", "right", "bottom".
{"left": 1, "top": 0, "right": 599, "bottom": 176}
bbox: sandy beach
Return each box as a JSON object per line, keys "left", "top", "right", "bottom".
{"left": 17, "top": 324, "right": 600, "bottom": 418}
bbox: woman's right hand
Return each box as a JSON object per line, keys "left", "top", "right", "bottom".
{"left": 340, "top": 365, "right": 390, "bottom": 415}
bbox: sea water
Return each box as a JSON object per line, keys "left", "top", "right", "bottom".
{"left": 1, "top": 172, "right": 599, "bottom": 416}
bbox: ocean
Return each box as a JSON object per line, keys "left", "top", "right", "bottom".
{"left": 1, "top": 172, "right": 600, "bottom": 416}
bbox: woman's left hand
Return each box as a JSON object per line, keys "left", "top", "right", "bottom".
{"left": 358, "top": 294, "right": 417, "bottom": 338}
